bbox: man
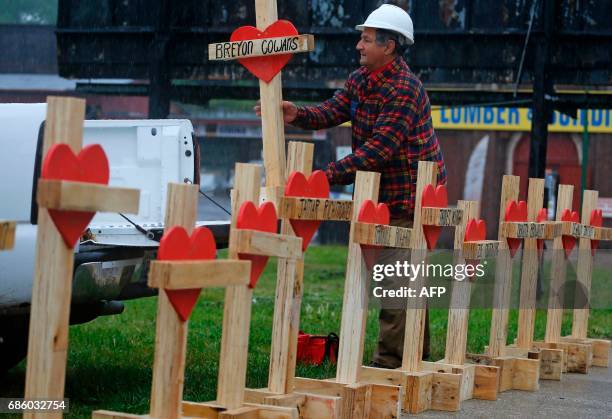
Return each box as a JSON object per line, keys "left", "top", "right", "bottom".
{"left": 255, "top": 4, "right": 446, "bottom": 368}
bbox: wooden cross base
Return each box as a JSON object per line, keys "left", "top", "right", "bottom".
{"left": 561, "top": 337, "right": 610, "bottom": 368}
{"left": 93, "top": 400, "right": 298, "bottom": 419}
{"left": 534, "top": 341, "right": 590, "bottom": 374}
{"left": 466, "top": 353, "right": 540, "bottom": 392}
{"left": 503, "top": 345, "right": 566, "bottom": 379}
{"left": 244, "top": 377, "right": 402, "bottom": 419}
{"left": 359, "top": 362, "right": 498, "bottom": 414}
{"left": 0, "top": 220, "right": 16, "bottom": 250}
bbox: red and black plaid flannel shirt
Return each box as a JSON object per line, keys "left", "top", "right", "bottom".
{"left": 291, "top": 56, "right": 447, "bottom": 218}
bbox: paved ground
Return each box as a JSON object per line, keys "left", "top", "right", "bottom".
{"left": 403, "top": 350, "right": 612, "bottom": 418}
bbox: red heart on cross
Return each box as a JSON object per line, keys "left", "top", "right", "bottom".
{"left": 561, "top": 209, "right": 580, "bottom": 259}
{"left": 236, "top": 201, "right": 278, "bottom": 288}
{"left": 158, "top": 226, "right": 216, "bottom": 322}
{"left": 357, "top": 200, "right": 390, "bottom": 270}
{"left": 504, "top": 200, "right": 527, "bottom": 258}
{"left": 285, "top": 170, "right": 330, "bottom": 251}
{"left": 590, "top": 209, "right": 603, "bottom": 256}
{"left": 41, "top": 143, "right": 110, "bottom": 248}
{"left": 230, "top": 20, "right": 298, "bottom": 83}
{"left": 464, "top": 218, "right": 486, "bottom": 242}
{"left": 464, "top": 218, "right": 486, "bottom": 275}
{"left": 421, "top": 184, "right": 448, "bottom": 251}
{"left": 536, "top": 208, "right": 548, "bottom": 258}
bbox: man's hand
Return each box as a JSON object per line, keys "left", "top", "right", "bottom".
{"left": 254, "top": 100, "right": 298, "bottom": 123}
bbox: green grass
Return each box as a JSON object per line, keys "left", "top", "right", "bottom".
{"left": 1, "top": 245, "right": 610, "bottom": 418}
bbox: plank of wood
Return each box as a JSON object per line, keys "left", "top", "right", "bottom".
{"left": 511, "top": 358, "right": 540, "bottom": 391}
{"left": 461, "top": 240, "right": 500, "bottom": 259}
{"left": 41, "top": 96, "right": 85, "bottom": 156}
{"left": 402, "top": 161, "right": 438, "bottom": 372}
{"left": 571, "top": 189, "right": 598, "bottom": 340}
{"left": 149, "top": 183, "right": 199, "bottom": 419}
{"left": 560, "top": 221, "right": 596, "bottom": 239}
{"left": 24, "top": 96, "right": 85, "bottom": 419}
{"left": 148, "top": 260, "right": 251, "bottom": 289}
{"left": 269, "top": 141, "right": 313, "bottom": 394}
{"left": 488, "top": 175, "right": 520, "bottom": 358}
{"left": 516, "top": 178, "right": 545, "bottom": 349}
{"left": 445, "top": 200, "right": 479, "bottom": 365}
{"left": 92, "top": 411, "right": 144, "bottom": 419}
{"left": 208, "top": 35, "right": 315, "bottom": 61}
{"left": 218, "top": 163, "right": 261, "bottom": 409}
{"left": 472, "top": 365, "right": 499, "bottom": 401}
{"left": 587, "top": 338, "right": 610, "bottom": 367}
{"left": 403, "top": 371, "right": 433, "bottom": 414}
{"left": 182, "top": 400, "right": 224, "bottom": 418}
{"left": 537, "top": 348, "right": 564, "bottom": 380}
{"left": 366, "top": 383, "right": 402, "bottom": 419}
{"left": 36, "top": 179, "right": 140, "bottom": 214}
{"left": 231, "top": 229, "right": 302, "bottom": 259}
{"left": 256, "top": 0, "right": 286, "bottom": 188}
{"left": 500, "top": 222, "right": 545, "bottom": 238}
{"left": 336, "top": 171, "right": 380, "bottom": 383}
{"left": 352, "top": 222, "right": 412, "bottom": 248}
{"left": 544, "top": 184, "right": 574, "bottom": 343}
{"left": 0, "top": 220, "right": 16, "bottom": 250}
{"left": 594, "top": 226, "right": 612, "bottom": 241}
{"left": 430, "top": 371, "right": 462, "bottom": 411}
{"left": 420, "top": 207, "right": 463, "bottom": 227}
{"left": 341, "top": 383, "right": 370, "bottom": 419}
{"left": 279, "top": 197, "right": 353, "bottom": 221}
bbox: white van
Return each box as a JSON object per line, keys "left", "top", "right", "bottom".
{"left": 0, "top": 103, "right": 229, "bottom": 372}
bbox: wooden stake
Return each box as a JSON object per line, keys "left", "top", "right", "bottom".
{"left": 256, "top": 0, "right": 286, "bottom": 189}
{"left": 402, "top": 161, "right": 437, "bottom": 372}
{"left": 445, "top": 200, "right": 479, "bottom": 365}
{"left": 544, "top": 185, "right": 573, "bottom": 343}
{"left": 217, "top": 163, "right": 262, "bottom": 409}
{"left": 488, "top": 175, "right": 520, "bottom": 358}
{"left": 149, "top": 183, "right": 199, "bottom": 419}
{"left": 516, "top": 178, "right": 545, "bottom": 349}
{"left": 269, "top": 141, "right": 313, "bottom": 394}
{"left": 336, "top": 171, "right": 380, "bottom": 384}
{"left": 571, "top": 189, "right": 598, "bottom": 339}
{"left": 24, "top": 97, "right": 85, "bottom": 419}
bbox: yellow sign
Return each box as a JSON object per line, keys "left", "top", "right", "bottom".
{"left": 431, "top": 107, "right": 612, "bottom": 133}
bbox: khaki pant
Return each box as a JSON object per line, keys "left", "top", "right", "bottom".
{"left": 371, "top": 218, "right": 430, "bottom": 368}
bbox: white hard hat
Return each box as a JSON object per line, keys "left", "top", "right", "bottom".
{"left": 356, "top": 4, "right": 414, "bottom": 45}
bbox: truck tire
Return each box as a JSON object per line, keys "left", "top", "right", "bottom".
{"left": 0, "top": 315, "right": 29, "bottom": 375}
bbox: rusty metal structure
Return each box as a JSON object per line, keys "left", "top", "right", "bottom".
{"left": 56, "top": 0, "right": 612, "bottom": 176}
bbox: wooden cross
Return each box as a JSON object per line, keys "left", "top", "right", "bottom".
{"left": 93, "top": 183, "right": 250, "bottom": 419}
{"left": 24, "top": 97, "right": 140, "bottom": 419}
{"left": 207, "top": 0, "right": 316, "bottom": 202}
{"left": 540, "top": 184, "right": 593, "bottom": 374}
{"left": 245, "top": 144, "right": 359, "bottom": 418}
{"left": 561, "top": 189, "right": 611, "bottom": 368}
{"left": 357, "top": 162, "right": 486, "bottom": 414}
{"left": 182, "top": 162, "right": 300, "bottom": 417}
{"left": 535, "top": 187, "right": 612, "bottom": 371}
{"left": 0, "top": 220, "right": 15, "bottom": 250}
{"left": 440, "top": 200, "right": 501, "bottom": 402}
{"left": 95, "top": 166, "right": 300, "bottom": 418}
{"left": 500, "top": 178, "right": 565, "bottom": 380}
{"left": 464, "top": 175, "right": 540, "bottom": 393}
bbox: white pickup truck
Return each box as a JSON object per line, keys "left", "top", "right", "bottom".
{"left": 0, "top": 103, "right": 230, "bottom": 373}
